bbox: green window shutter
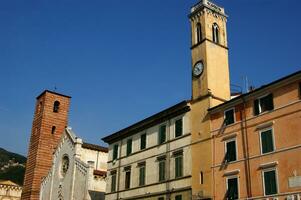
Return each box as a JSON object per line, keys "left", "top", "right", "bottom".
{"left": 127, "top": 139, "right": 132, "bottom": 156}
{"left": 113, "top": 144, "right": 118, "bottom": 160}
{"left": 261, "top": 129, "right": 274, "bottom": 154}
{"left": 226, "top": 140, "right": 236, "bottom": 162}
{"left": 175, "top": 118, "right": 183, "bottom": 137}
{"left": 139, "top": 166, "right": 145, "bottom": 186}
{"left": 140, "top": 134, "right": 146, "bottom": 150}
{"left": 264, "top": 170, "right": 277, "bottom": 195}
{"left": 159, "top": 160, "right": 165, "bottom": 181}
{"left": 227, "top": 178, "right": 238, "bottom": 199}
{"left": 159, "top": 125, "right": 166, "bottom": 144}
{"left": 175, "top": 156, "right": 183, "bottom": 178}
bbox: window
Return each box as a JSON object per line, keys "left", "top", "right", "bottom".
{"left": 51, "top": 126, "right": 56, "bottom": 134}
{"left": 111, "top": 171, "right": 117, "bottom": 192}
{"left": 196, "top": 23, "right": 202, "bottom": 43}
{"left": 254, "top": 94, "right": 274, "bottom": 115}
{"left": 126, "top": 138, "right": 132, "bottom": 156}
{"left": 224, "top": 108, "right": 235, "bottom": 125}
{"left": 125, "top": 169, "right": 131, "bottom": 189}
{"left": 53, "top": 101, "right": 60, "bottom": 113}
{"left": 140, "top": 133, "right": 146, "bottom": 150}
{"left": 200, "top": 171, "right": 204, "bottom": 184}
{"left": 159, "top": 125, "right": 166, "bottom": 144}
{"left": 175, "top": 154, "right": 183, "bottom": 178}
{"left": 139, "top": 164, "right": 146, "bottom": 186}
{"left": 263, "top": 169, "right": 278, "bottom": 195}
{"left": 212, "top": 23, "right": 219, "bottom": 44}
{"left": 175, "top": 195, "right": 182, "bottom": 200}
{"left": 113, "top": 144, "right": 118, "bottom": 160}
{"left": 260, "top": 129, "right": 274, "bottom": 154}
{"left": 159, "top": 160, "right": 166, "bottom": 182}
{"left": 226, "top": 177, "right": 239, "bottom": 200}
{"left": 225, "top": 139, "right": 237, "bottom": 163}
{"left": 175, "top": 118, "right": 183, "bottom": 138}
{"left": 158, "top": 197, "right": 164, "bottom": 200}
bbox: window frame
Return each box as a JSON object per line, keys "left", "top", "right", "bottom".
{"left": 262, "top": 168, "right": 279, "bottom": 196}
{"left": 112, "top": 144, "right": 118, "bottom": 160}
{"left": 126, "top": 138, "right": 132, "bottom": 156}
{"left": 224, "top": 108, "right": 236, "bottom": 126}
{"left": 259, "top": 127, "right": 275, "bottom": 155}
{"left": 158, "top": 159, "right": 166, "bottom": 182}
{"left": 111, "top": 171, "right": 117, "bottom": 192}
{"left": 125, "top": 169, "right": 131, "bottom": 189}
{"left": 224, "top": 138, "right": 237, "bottom": 163}
{"left": 138, "top": 164, "right": 146, "bottom": 186}
{"left": 226, "top": 175, "right": 240, "bottom": 200}
{"left": 158, "top": 124, "right": 167, "bottom": 145}
{"left": 254, "top": 93, "right": 274, "bottom": 115}
{"left": 174, "top": 117, "right": 184, "bottom": 138}
{"left": 140, "top": 133, "right": 147, "bottom": 150}
{"left": 175, "top": 154, "right": 183, "bottom": 178}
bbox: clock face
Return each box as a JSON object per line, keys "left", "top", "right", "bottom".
{"left": 193, "top": 61, "right": 204, "bottom": 77}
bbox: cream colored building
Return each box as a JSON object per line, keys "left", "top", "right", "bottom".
{"left": 40, "top": 127, "right": 108, "bottom": 200}
{"left": 102, "top": 101, "right": 192, "bottom": 200}
{"left": 0, "top": 180, "right": 22, "bottom": 200}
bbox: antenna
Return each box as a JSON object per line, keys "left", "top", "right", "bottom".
{"left": 54, "top": 85, "right": 57, "bottom": 92}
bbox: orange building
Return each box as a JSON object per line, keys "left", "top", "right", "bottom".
{"left": 209, "top": 71, "right": 301, "bottom": 199}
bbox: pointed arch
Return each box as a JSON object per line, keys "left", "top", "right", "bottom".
{"left": 212, "top": 23, "right": 220, "bottom": 44}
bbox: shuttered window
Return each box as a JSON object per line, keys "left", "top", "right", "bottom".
{"left": 125, "top": 170, "right": 131, "bottom": 189}
{"left": 139, "top": 165, "right": 146, "bottom": 186}
{"left": 264, "top": 170, "right": 277, "bottom": 195}
{"left": 175, "top": 118, "right": 183, "bottom": 138}
{"left": 159, "top": 160, "right": 166, "bottom": 182}
{"left": 225, "top": 109, "right": 235, "bottom": 125}
{"left": 175, "top": 155, "right": 183, "bottom": 178}
{"left": 113, "top": 144, "right": 118, "bottom": 160}
{"left": 225, "top": 140, "right": 237, "bottom": 162}
{"left": 126, "top": 139, "right": 132, "bottom": 156}
{"left": 227, "top": 177, "right": 239, "bottom": 199}
{"left": 140, "top": 133, "right": 146, "bottom": 150}
{"left": 261, "top": 129, "right": 274, "bottom": 154}
{"left": 254, "top": 94, "right": 274, "bottom": 115}
{"left": 111, "top": 172, "right": 116, "bottom": 192}
{"left": 159, "top": 125, "right": 166, "bottom": 144}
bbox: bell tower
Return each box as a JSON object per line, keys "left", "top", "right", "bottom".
{"left": 189, "top": 0, "right": 230, "bottom": 199}
{"left": 21, "top": 90, "right": 71, "bottom": 200}
{"left": 190, "top": 0, "right": 230, "bottom": 102}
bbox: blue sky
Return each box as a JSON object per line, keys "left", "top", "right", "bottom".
{"left": 0, "top": 0, "right": 300, "bottom": 156}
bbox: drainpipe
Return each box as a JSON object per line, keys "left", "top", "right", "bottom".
{"left": 116, "top": 140, "right": 122, "bottom": 200}
{"left": 166, "top": 119, "right": 171, "bottom": 200}
{"left": 241, "top": 97, "right": 252, "bottom": 198}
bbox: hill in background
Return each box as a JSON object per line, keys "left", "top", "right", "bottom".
{"left": 0, "top": 148, "right": 26, "bottom": 185}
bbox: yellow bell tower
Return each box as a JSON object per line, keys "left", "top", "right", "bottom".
{"left": 189, "top": 0, "right": 230, "bottom": 199}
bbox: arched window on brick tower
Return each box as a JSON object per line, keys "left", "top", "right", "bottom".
{"left": 212, "top": 23, "right": 219, "bottom": 44}
{"left": 53, "top": 101, "right": 60, "bottom": 113}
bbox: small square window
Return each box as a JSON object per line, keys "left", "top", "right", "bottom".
{"left": 254, "top": 94, "right": 274, "bottom": 115}
{"left": 224, "top": 108, "right": 235, "bottom": 125}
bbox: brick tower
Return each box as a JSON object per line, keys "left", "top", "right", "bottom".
{"left": 21, "top": 90, "right": 71, "bottom": 200}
